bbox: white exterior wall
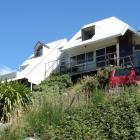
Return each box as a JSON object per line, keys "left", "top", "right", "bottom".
{"left": 17, "top": 39, "right": 67, "bottom": 84}
{"left": 63, "top": 38, "right": 117, "bottom": 74}
{"left": 65, "top": 38, "right": 117, "bottom": 59}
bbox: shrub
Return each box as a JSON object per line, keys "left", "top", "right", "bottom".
{"left": 0, "top": 93, "right": 64, "bottom": 140}
{"left": 0, "top": 81, "right": 31, "bottom": 122}
{"left": 81, "top": 75, "right": 99, "bottom": 94}
{"left": 40, "top": 74, "right": 73, "bottom": 94}
{"left": 54, "top": 90, "right": 140, "bottom": 140}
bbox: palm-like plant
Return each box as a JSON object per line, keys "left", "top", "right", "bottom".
{"left": 0, "top": 81, "right": 31, "bottom": 122}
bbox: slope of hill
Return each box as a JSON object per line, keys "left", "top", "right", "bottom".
{"left": 0, "top": 73, "right": 140, "bottom": 140}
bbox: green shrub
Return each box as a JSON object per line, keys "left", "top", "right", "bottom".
{"left": 81, "top": 75, "right": 99, "bottom": 94}
{"left": 54, "top": 88, "right": 140, "bottom": 140}
{"left": 0, "top": 93, "right": 64, "bottom": 140}
{"left": 0, "top": 81, "right": 31, "bottom": 122}
{"left": 1, "top": 74, "right": 140, "bottom": 140}
{"left": 39, "top": 74, "right": 73, "bottom": 94}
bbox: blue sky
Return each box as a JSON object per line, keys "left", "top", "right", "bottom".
{"left": 0, "top": 0, "right": 140, "bottom": 74}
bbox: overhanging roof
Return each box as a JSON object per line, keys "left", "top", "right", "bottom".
{"left": 62, "top": 17, "right": 140, "bottom": 51}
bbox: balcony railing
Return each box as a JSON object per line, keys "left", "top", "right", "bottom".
{"left": 59, "top": 55, "right": 135, "bottom": 76}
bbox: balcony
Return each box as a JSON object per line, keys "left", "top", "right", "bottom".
{"left": 59, "top": 54, "right": 135, "bottom": 76}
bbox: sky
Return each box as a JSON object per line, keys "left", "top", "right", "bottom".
{"left": 0, "top": 0, "right": 140, "bottom": 74}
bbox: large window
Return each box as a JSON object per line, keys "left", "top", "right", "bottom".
{"left": 77, "top": 54, "right": 85, "bottom": 64}
{"left": 86, "top": 52, "right": 94, "bottom": 62}
{"left": 71, "top": 56, "right": 77, "bottom": 66}
{"left": 70, "top": 51, "right": 94, "bottom": 66}
{"left": 135, "top": 45, "right": 140, "bottom": 51}
{"left": 96, "top": 48, "right": 106, "bottom": 67}
{"left": 135, "top": 45, "right": 140, "bottom": 65}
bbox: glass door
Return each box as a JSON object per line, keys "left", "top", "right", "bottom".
{"left": 96, "top": 48, "right": 106, "bottom": 68}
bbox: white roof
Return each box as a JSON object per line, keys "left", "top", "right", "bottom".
{"left": 17, "top": 38, "right": 67, "bottom": 84}
{"left": 63, "top": 17, "right": 140, "bottom": 51}
{"left": 20, "top": 39, "right": 67, "bottom": 67}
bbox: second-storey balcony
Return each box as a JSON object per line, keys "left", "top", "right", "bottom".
{"left": 60, "top": 54, "right": 135, "bottom": 76}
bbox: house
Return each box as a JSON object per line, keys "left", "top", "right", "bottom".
{"left": 1, "top": 17, "right": 140, "bottom": 86}
{"left": 1, "top": 39, "right": 67, "bottom": 85}
{"left": 60, "top": 17, "right": 140, "bottom": 77}
{"left": 16, "top": 38, "right": 67, "bottom": 85}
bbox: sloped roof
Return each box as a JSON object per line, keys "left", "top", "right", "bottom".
{"left": 63, "top": 17, "right": 140, "bottom": 51}
{"left": 17, "top": 38, "right": 67, "bottom": 84}
{"left": 34, "top": 41, "right": 50, "bottom": 50}
{"left": 21, "top": 39, "right": 67, "bottom": 67}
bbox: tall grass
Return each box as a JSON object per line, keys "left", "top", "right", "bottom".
{"left": 1, "top": 74, "right": 140, "bottom": 139}
{"left": 0, "top": 91, "right": 64, "bottom": 140}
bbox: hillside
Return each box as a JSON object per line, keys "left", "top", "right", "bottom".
{"left": 0, "top": 73, "right": 140, "bottom": 140}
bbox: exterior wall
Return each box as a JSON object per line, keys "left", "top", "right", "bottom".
{"left": 62, "top": 32, "right": 140, "bottom": 76}
{"left": 133, "top": 35, "right": 140, "bottom": 45}
{"left": 132, "top": 35, "right": 140, "bottom": 66}
{"left": 17, "top": 39, "right": 67, "bottom": 84}
{"left": 66, "top": 38, "right": 117, "bottom": 58}
{"left": 61, "top": 38, "right": 117, "bottom": 75}
{"left": 25, "top": 46, "right": 62, "bottom": 84}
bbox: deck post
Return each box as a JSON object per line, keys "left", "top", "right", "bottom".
{"left": 30, "top": 82, "right": 33, "bottom": 91}
{"left": 116, "top": 43, "right": 119, "bottom": 66}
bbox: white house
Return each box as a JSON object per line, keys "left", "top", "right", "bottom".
{"left": 0, "top": 38, "right": 67, "bottom": 85}
{"left": 1, "top": 17, "right": 140, "bottom": 85}
{"left": 60, "top": 17, "right": 140, "bottom": 76}
{"left": 16, "top": 38, "right": 67, "bottom": 84}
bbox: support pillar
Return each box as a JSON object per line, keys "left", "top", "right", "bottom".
{"left": 30, "top": 82, "right": 33, "bottom": 92}
{"left": 116, "top": 43, "right": 119, "bottom": 66}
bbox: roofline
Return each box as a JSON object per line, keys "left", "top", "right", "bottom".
{"left": 62, "top": 33, "right": 122, "bottom": 51}
{"left": 63, "top": 27, "right": 140, "bottom": 52}
{"left": 34, "top": 41, "right": 50, "bottom": 50}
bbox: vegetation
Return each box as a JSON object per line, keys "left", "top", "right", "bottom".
{"left": 54, "top": 86, "right": 140, "bottom": 140}
{"left": 0, "top": 81, "right": 31, "bottom": 122}
{"left": 0, "top": 73, "right": 140, "bottom": 140}
{"left": 35, "top": 73, "right": 73, "bottom": 94}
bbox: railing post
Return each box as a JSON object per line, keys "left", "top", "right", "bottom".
{"left": 116, "top": 43, "right": 120, "bottom": 66}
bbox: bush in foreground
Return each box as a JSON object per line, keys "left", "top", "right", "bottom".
{"left": 37, "top": 74, "right": 73, "bottom": 94}
{"left": 55, "top": 90, "right": 140, "bottom": 140}
{"left": 0, "top": 81, "right": 31, "bottom": 122}
{"left": 1, "top": 75, "right": 140, "bottom": 140}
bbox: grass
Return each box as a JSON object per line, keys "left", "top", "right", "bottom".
{"left": 0, "top": 74, "right": 140, "bottom": 139}
{"left": 1, "top": 92, "right": 64, "bottom": 140}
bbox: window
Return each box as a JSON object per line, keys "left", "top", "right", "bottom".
{"left": 134, "top": 45, "right": 140, "bottom": 65}
{"left": 86, "top": 52, "right": 94, "bottom": 62}
{"left": 20, "top": 64, "right": 29, "bottom": 71}
{"left": 70, "top": 51, "right": 94, "bottom": 66}
{"left": 35, "top": 46, "right": 43, "bottom": 57}
{"left": 135, "top": 45, "right": 140, "bottom": 51}
{"left": 77, "top": 54, "right": 85, "bottom": 64}
{"left": 96, "top": 48, "right": 106, "bottom": 67}
{"left": 135, "top": 67, "right": 140, "bottom": 75}
{"left": 82, "top": 26, "right": 95, "bottom": 41}
{"left": 71, "top": 56, "right": 77, "bottom": 66}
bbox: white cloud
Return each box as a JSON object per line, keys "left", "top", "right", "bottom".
{"left": 0, "top": 66, "right": 16, "bottom": 75}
